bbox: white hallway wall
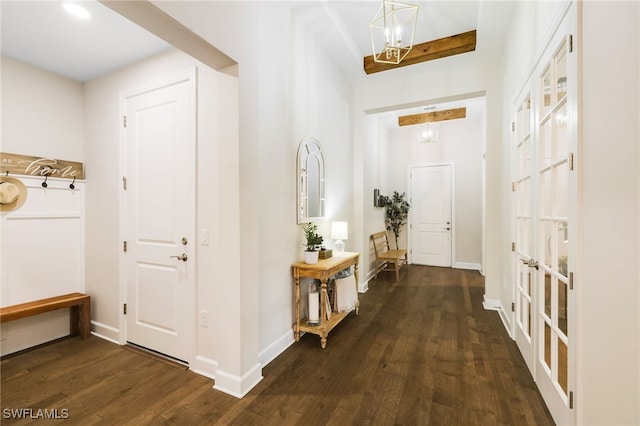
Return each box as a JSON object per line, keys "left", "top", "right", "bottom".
{"left": 0, "top": 56, "right": 86, "bottom": 355}
{"left": 151, "top": 2, "right": 354, "bottom": 377}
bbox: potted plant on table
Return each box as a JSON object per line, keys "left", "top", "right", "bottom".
{"left": 302, "top": 222, "right": 324, "bottom": 264}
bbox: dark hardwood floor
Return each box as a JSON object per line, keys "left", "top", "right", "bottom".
{"left": 1, "top": 265, "right": 554, "bottom": 425}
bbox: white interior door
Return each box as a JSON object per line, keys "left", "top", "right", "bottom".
{"left": 123, "top": 71, "right": 195, "bottom": 363}
{"left": 409, "top": 165, "right": 452, "bottom": 267}
{"left": 511, "top": 11, "right": 575, "bottom": 424}
{"left": 534, "top": 30, "right": 575, "bottom": 425}
{"left": 513, "top": 92, "right": 536, "bottom": 372}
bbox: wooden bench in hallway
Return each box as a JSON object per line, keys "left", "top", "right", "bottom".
{"left": 371, "top": 231, "right": 407, "bottom": 281}
{"left": 0, "top": 292, "right": 91, "bottom": 340}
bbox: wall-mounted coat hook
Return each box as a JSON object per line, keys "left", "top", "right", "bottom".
{"left": 42, "top": 175, "right": 48, "bottom": 188}
{"left": 69, "top": 176, "right": 76, "bottom": 190}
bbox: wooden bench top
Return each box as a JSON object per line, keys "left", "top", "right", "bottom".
{"left": 0, "top": 292, "right": 90, "bottom": 323}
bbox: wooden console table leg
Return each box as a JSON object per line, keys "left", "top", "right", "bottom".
{"left": 294, "top": 275, "right": 301, "bottom": 342}
{"left": 354, "top": 262, "right": 360, "bottom": 315}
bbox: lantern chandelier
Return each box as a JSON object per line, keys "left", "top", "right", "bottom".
{"left": 369, "top": 0, "right": 419, "bottom": 64}
{"left": 417, "top": 122, "right": 439, "bottom": 144}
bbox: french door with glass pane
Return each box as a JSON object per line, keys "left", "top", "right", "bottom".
{"left": 511, "top": 6, "right": 576, "bottom": 425}
{"left": 513, "top": 91, "right": 535, "bottom": 372}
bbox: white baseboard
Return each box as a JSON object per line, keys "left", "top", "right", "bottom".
{"left": 213, "top": 363, "right": 263, "bottom": 399}
{"left": 191, "top": 355, "right": 218, "bottom": 380}
{"left": 482, "top": 295, "right": 512, "bottom": 337}
{"left": 259, "top": 329, "right": 294, "bottom": 367}
{"left": 455, "top": 262, "right": 481, "bottom": 271}
{"left": 359, "top": 278, "right": 369, "bottom": 293}
{"left": 90, "top": 320, "right": 120, "bottom": 344}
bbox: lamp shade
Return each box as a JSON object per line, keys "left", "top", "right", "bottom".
{"left": 331, "top": 221, "right": 348, "bottom": 240}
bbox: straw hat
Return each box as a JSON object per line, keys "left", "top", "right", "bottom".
{"left": 0, "top": 176, "right": 27, "bottom": 212}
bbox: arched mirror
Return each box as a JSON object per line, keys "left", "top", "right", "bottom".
{"left": 297, "top": 136, "right": 326, "bottom": 223}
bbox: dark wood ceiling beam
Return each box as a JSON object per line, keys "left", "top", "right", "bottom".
{"left": 364, "top": 30, "right": 477, "bottom": 75}
{"left": 398, "top": 107, "right": 467, "bottom": 126}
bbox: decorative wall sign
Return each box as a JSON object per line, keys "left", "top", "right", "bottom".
{"left": 0, "top": 152, "right": 84, "bottom": 180}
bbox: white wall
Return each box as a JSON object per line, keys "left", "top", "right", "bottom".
{"left": 579, "top": 2, "right": 639, "bottom": 424}
{"left": 0, "top": 56, "right": 86, "bottom": 355}
{"left": 150, "top": 1, "right": 355, "bottom": 379}
{"left": 1, "top": 56, "right": 84, "bottom": 160}
{"left": 376, "top": 98, "right": 485, "bottom": 268}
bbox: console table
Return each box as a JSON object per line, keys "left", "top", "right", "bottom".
{"left": 292, "top": 252, "right": 359, "bottom": 348}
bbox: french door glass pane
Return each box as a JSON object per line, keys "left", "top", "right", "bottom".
{"left": 541, "top": 119, "right": 552, "bottom": 168}
{"left": 558, "top": 338, "right": 568, "bottom": 394}
{"left": 557, "top": 222, "right": 569, "bottom": 277}
{"left": 558, "top": 280, "right": 568, "bottom": 336}
{"left": 556, "top": 162, "right": 569, "bottom": 218}
{"left": 556, "top": 45, "right": 567, "bottom": 102}
{"left": 544, "top": 322, "right": 552, "bottom": 368}
{"left": 544, "top": 272, "right": 552, "bottom": 317}
{"left": 554, "top": 103, "right": 568, "bottom": 159}
{"left": 542, "top": 67, "right": 552, "bottom": 115}
{"left": 519, "top": 139, "right": 530, "bottom": 178}
{"left": 542, "top": 171, "right": 553, "bottom": 218}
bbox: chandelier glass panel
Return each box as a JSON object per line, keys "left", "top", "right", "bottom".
{"left": 370, "top": 0, "right": 419, "bottom": 64}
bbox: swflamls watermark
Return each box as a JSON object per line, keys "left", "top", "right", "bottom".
{"left": 2, "top": 408, "right": 69, "bottom": 420}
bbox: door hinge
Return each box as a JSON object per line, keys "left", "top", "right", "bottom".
{"left": 123, "top": 303, "right": 127, "bottom": 315}
{"left": 123, "top": 115, "right": 127, "bottom": 128}
{"left": 512, "top": 242, "right": 516, "bottom": 252}
{"left": 511, "top": 182, "right": 516, "bottom": 192}
{"left": 511, "top": 121, "right": 515, "bottom": 132}
{"left": 511, "top": 302, "right": 515, "bottom": 312}
{"left": 569, "top": 272, "right": 574, "bottom": 290}
{"left": 122, "top": 176, "right": 127, "bottom": 190}
{"left": 569, "top": 35, "right": 573, "bottom": 53}
{"left": 569, "top": 153, "right": 574, "bottom": 170}
{"left": 123, "top": 241, "right": 127, "bottom": 253}
{"left": 569, "top": 391, "right": 574, "bottom": 409}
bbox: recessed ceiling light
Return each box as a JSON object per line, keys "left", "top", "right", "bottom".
{"left": 63, "top": 3, "right": 91, "bottom": 20}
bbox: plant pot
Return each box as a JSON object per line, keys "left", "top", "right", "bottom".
{"left": 304, "top": 250, "right": 319, "bottom": 264}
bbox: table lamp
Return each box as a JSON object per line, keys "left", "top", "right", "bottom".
{"left": 331, "top": 221, "right": 348, "bottom": 252}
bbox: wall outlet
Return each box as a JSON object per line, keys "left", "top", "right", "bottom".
{"left": 200, "top": 310, "right": 208, "bottom": 328}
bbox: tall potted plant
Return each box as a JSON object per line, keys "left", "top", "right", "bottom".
{"left": 302, "top": 222, "right": 324, "bottom": 264}
{"left": 382, "top": 191, "right": 411, "bottom": 249}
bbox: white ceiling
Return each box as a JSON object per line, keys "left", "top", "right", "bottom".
{"left": 1, "top": 0, "right": 515, "bottom": 124}
{"left": 0, "top": 0, "right": 170, "bottom": 82}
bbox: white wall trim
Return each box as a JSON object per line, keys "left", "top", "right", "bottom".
{"left": 359, "top": 275, "right": 371, "bottom": 293}
{"left": 482, "top": 294, "right": 512, "bottom": 337}
{"left": 454, "top": 262, "right": 481, "bottom": 271}
{"left": 90, "top": 320, "right": 120, "bottom": 344}
{"left": 191, "top": 355, "right": 218, "bottom": 380}
{"left": 213, "top": 363, "right": 263, "bottom": 399}
{"left": 259, "top": 329, "right": 294, "bottom": 367}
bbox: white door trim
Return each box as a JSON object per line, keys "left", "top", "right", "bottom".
{"left": 407, "top": 162, "right": 456, "bottom": 267}
{"left": 117, "top": 68, "right": 197, "bottom": 365}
